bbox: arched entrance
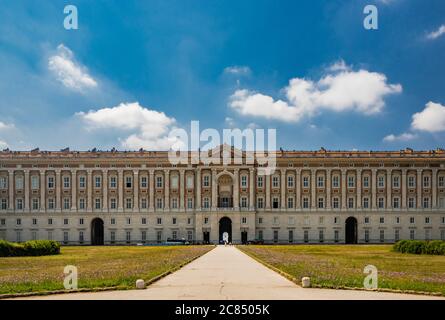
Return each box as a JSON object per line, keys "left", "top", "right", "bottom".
{"left": 345, "top": 217, "right": 358, "bottom": 244}
{"left": 91, "top": 218, "right": 104, "bottom": 245}
{"left": 219, "top": 217, "right": 232, "bottom": 243}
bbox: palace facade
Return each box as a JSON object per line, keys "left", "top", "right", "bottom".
{"left": 1, "top": 145, "right": 445, "bottom": 245}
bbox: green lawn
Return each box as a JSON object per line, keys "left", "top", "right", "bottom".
{"left": 0, "top": 245, "right": 213, "bottom": 295}
{"left": 239, "top": 245, "right": 445, "bottom": 295}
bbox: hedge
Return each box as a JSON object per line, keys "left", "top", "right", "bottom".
{"left": 393, "top": 240, "right": 445, "bottom": 255}
{"left": 0, "top": 240, "right": 61, "bottom": 257}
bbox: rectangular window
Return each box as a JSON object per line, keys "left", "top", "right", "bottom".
{"left": 110, "top": 198, "right": 117, "bottom": 209}
{"left": 304, "top": 230, "right": 309, "bottom": 243}
{"left": 408, "top": 197, "right": 415, "bottom": 209}
{"left": 142, "top": 217, "right": 147, "bottom": 225}
{"left": 171, "top": 176, "right": 178, "bottom": 189}
{"left": 111, "top": 218, "right": 116, "bottom": 225}
{"left": 110, "top": 176, "right": 117, "bottom": 188}
{"left": 110, "top": 231, "right": 116, "bottom": 243}
{"left": 363, "top": 176, "right": 369, "bottom": 188}
{"left": 319, "top": 230, "right": 324, "bottom": 243}
{"left": 78, "top": 198, "right": 85, "bottom": 210}
{"left": 317, "top": 176, "right": 324, "bottom": 188}
{"left": 125, "top": 176, "right": 132, "bottom": 188}
{"left": 395, "top": 229, "right": 400, "bottom": 242}
{"left": 186, "top": 175, "right": 193, "bottom": 188}
{"left": 272, "top": 197, "right": 279, "bottom": 209}
{"left": 15, "top": 176, "right": 24, "bottom": 189}
{"left": 31, "top": 175, "right": 39, "bottom": 189}
{"left": 156, "top": 176, "right": 163, "bottom": 188}
{"left": 364, "top": 217, "right": 370, "bottom": 224}
{"left": 203, "top": 197, "right": 210, "bottom": 209}
{"left": 363, "top": 197, "right": 369, "bottom": 209}
{"left": 172, "top": 217, "right": 177, "bottom": 225}
{"left": 423, "top": 176, "right": 430, "bottom": 188}
{"left": 157, "top": 217, "right": 162, "bottom": 225}
{"left": 378, "top": 197, "right": 384, "bottom": 209}
{"left": 380, "top": 217, "right": 385, "bottom": 224}
{"left": 287, "top": 197, "right": 294, "bottom": 209}
{"left": 258, "top": 230, "right": 263, "bottom": 241}
{"left": 95, "top": 176, "right": 101, "bottom": 188}
{"left": 332, "top": 176, "right": 339, "bottom": 188}
{"left": 272, "top": 176, "right": 279, "bottom": 188}
{"left": 95, "top": 198, "right": 101, "bottom": 209}
{"left": 48, "top": 198, "right": 55, "bottom": 209}
{"left": 393, "top": 197, "right": 399, "bottom": 209}
{"left": 303, "top": 197, "right": 309, "bottom": 209}
{"left": 318, "top": 197, "right": 324, "bottom": 209}
{"left": 79, "top": 176, "right": 86, "bottom": 188}
{"left": 439, "top": 176, "right": 444, "bottom": 188}
{"left": 79, "top": 218, "right": 84, "bottom": 225}
{"left": 141, "top": 198, "right": 147, "bottom": 209}
{"left": 393, "top": 176, "right": 400, "bottom": 188}
{"left": 156, "top": 231, "right": 162, "bottom": 243}
{"left": 126, "top": 198, "right": 132, "bottom": 209}
{"left": 410, "top": 217, "right": 415, "bottom": 224}
{"left": 288, "top": 230, "right": 294, "bottom": 243}
{"left": 16, "top": 198, "right": 23, "bottom": 210}
{"left": 203, "top": 175, "right": 210, "bottom": 187}
{"left": 408, "top": 176, "right": 415, "bottom": 188}
{"left": 287, "top": 176, "right": 294, "bottom": 188}
{"left": 156, "top": 198, "right": 163, "bottom": 209}
{"left": 0, "top": 199, "right": 6, "bottom": 210}
{"left": 47, "top": 176, "right": 54, "bottom": 189}
{"left": 241, "top": 197, "right": 248, "bottom": 208}
{"left": 187, "top": 198, "right": 193, "bottom": 209}
{"left": 425, "top": 217, "right": 430, "bottom": 224}
{"left": 334, "top": 230, "right": 339, "bottom": 243}
{"left": 63, "top": 231, "right": 69, "bottom": 243}
{"left": 63, "top": 176, "right": 70, "bottom": 189}
{"left": 423, "top": 197, "right": 430, "bottom": 209}
{"left": 0, "top": 177, "right": 7, "bottom": 189}
{"left": 333, "top": 197, "right": 339, "bottom": 209}
{"left": 32, "top": 198, "right": 39, "bottom": 210}
{"left": 365, "top": 229, "right": 370, "bottom": 243}
{"left": 141, "top": 231, "right": 147, "bottom": 242}
{"left": 303, "top": 176, "right": 309, "bottom": 188}
{"left": 348, "top": 176, "right": 355, "bottom": 188}
{"left": 126, "top": 231, "right": 131, "bottom": 243}
{"left": 257, "top": 176, "right": 263, "bottom": 188}
{"left": 141, "top": 176, "right": 148, "bottom": 188}
{"left": 79, "top": 231, "right": 84, "bottom": 242}
{"left": 378, "top": 176, "right": 385, "bottom": 188}
{"left": 242, "top": 217, "right": 247, "bottom": 224}
{"left": 410, "top": 229, "right": 415, "bottom": 240}
{"left": 187, "top": 230, "right": 193, "bottom": 241}
{"left": 380, "top": 230, "right": 385, "bottom": 243}
{"left": 241, "top": 176, "right": 247, "bottom": 188}
{"left": 348, "top": 197, "right": 354, "bottom": 209}
{"left": 273, "top": 230, "right": 278, "bottom": 243}
{"left": 257, "top": 197, "right": 264, "bottom": 209}
{"left": 63, "top": 198, "right": 70, "bottom": 210}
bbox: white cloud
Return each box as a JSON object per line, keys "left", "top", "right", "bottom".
{"left": 48, "top": 44, "right": 98, "bottom": 92}
{"left": 0, "top": 140, "right": 8, "bottom": 149}
{"left": 383, "top": 132, "right": 417, "bottom": 142}
{"left": 229, "top": 61, "right": 402, "bottom": 122}
{"left": 426, "top": 25, "right": 445, "bottom": 40}
{"left": 0, "top": 121, "right": 14, "bottom": 131}
{"left": 411, "top": 102, "right": 445, "bottom": 133}
{"left": 224, "top": 66, "right": 251, "bottom": 76}
{"left": 76, "top": 102, "right": 181, "bottom": 150}
{"left": 225, "top": 117, "right": 236, "bottom": 128}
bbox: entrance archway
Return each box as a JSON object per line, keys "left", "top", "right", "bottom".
{"left": 345, "top": 217, "right": 358, "bottom": 244}
{"left": 219, "top": 217, "right": 232, "bottom": 243}
{"left": 91, "top": 218, "right": 104, "bottom": 245}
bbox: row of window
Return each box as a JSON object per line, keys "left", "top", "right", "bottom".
{"left": 2, "top": 173, "right": 444, "bottom": 191}
{"left": 1, "top": 229, "right": 195, "bottom": 243}
{"left": 3, "top": 195, "right": 444, "bottom": 211}
{"left": 260, "top": 228, "right": 445, "bottom": 243}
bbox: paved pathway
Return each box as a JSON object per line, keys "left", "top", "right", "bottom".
{"left": 18, "top": 246, "right": 443, "bottom": 300}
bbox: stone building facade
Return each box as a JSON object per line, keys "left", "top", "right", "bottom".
{"left": 1, "top": 145, "right": 445, "bottom": 245}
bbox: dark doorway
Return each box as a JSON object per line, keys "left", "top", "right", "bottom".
{"left": 203, "top": 231, "right": 210, "bottom": 244}
{"left": 91, "top": 218, "right": 104, "bottom": 245}
{"left": 241, "top": 231, "right": 248, "bottom": 244}
{"left": 345, "top": 217, "right": 358, "bottom": 244}
{"left": 219, "top": 217, "right": 232, "bottom": 243}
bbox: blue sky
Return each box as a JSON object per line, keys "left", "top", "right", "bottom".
{"left": 0, "top": 0, "right": 444, "bottom": 151}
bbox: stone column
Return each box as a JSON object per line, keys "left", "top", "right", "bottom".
{"left": 372, "top": 169, "right": 377, "bottom": 209}
{"left": 265, "top": 174, "right": 271, "bottom": 209}
{"left": 71, "top": 170, "right": 77, "bottom": 211}
{"left": 87, "top": 169, "right": 93, "bottom": 212}
{"left": 401, "top": 169, "right": 407, "bottom": 209}
{"left": 311, "top": 169, "right": 316, "bottom": 209}
{"left": 432, "top": 169, "right": 437, "bottom": 209}
{"left": 386, "top": 169, "right": 392, "bottom": 209}
{"left": 280, "top": 169, "right": 286, "bottom": 209}
{"left": 196, "top": 169, "right": 201, "bottom": 210}
{"left": 40, "top": 170, "right": 45, "bottom": 212}
{"left": 149, "top": 169, "right": 155, "bottom": 211}
{"left": 133, "top": 170, "right": 139, "bottom": 211}
{"left": 164, "top": 170, "right": 169, "bottom": 210}
{"left": 211, "top": 169, "right": 217, "bottom": 209}
{"left": 296, "top": 169, "right": 301, "bottom": 209}
{"left": 249, "top": 168, "right": 255, "bottom": 210}
{"left": 102, "top": 169, "right": 108, "bottom": 211}
{"left": 341, "top": 169, "right": 347, "bottom": 209}
{"left": 55, "top": 170, "right": 61, "bottom": 211}
{"left": 356, "top": 169, "right": 362, "bottom": 209}
{"left": 8, "top": 170, "right": 14, "bottom": 210}
{"left": 180, "top": 170, "right": 185, "bottom": 210}
{"left": 24, "top": 170, "right": 29, "bottom": 211}
{"left": 417, "top": 169, "right": 422, "bottom": 209}
{"left": 118, "top": 169, "right": 123, "bottom": 212}
{"left": 233, "top": 169, "right": 239, "bottom": 210}
{"left": 326, "top": 169, "right": 331, "bottom": 209}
